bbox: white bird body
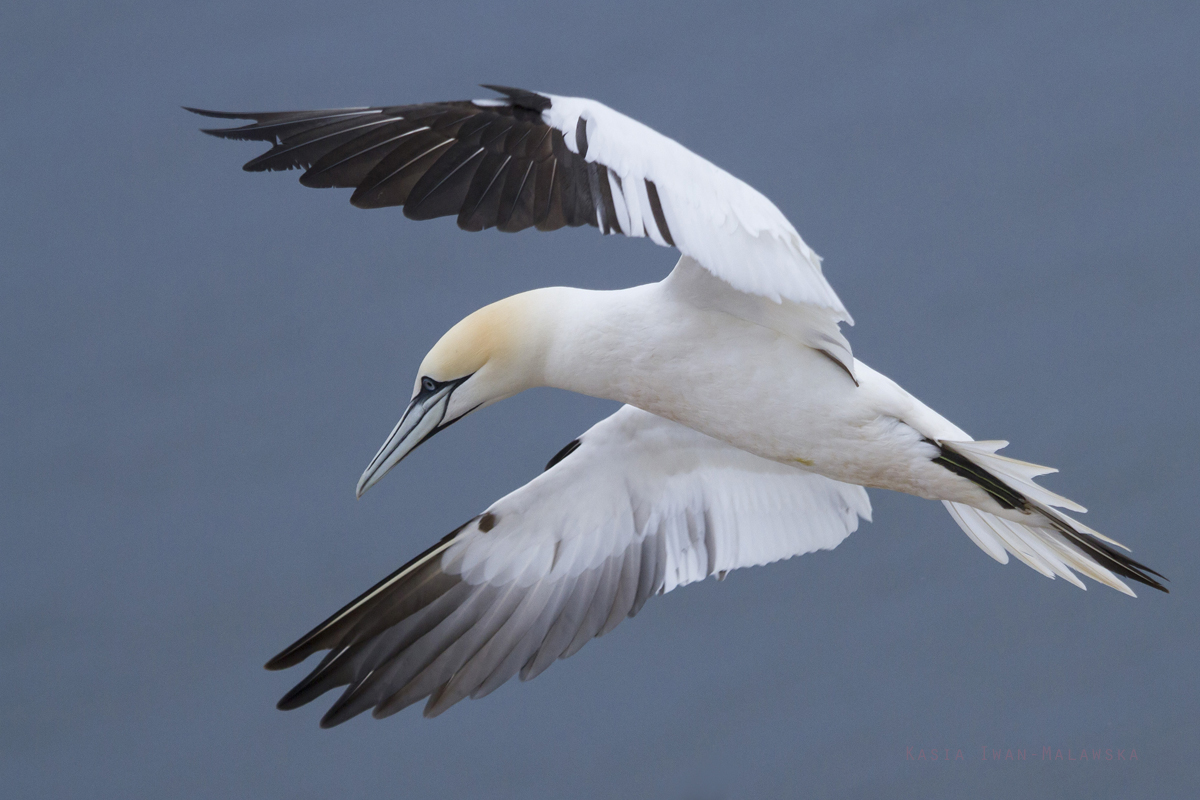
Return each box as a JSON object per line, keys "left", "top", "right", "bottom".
{"left": 515, "top": 268, "right": 975, "bottom": 504}
{"left": 192, "top": 85, "right": 1166, "bottom": 724}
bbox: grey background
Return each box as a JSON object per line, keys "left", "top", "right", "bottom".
{"left": 3, "top": 1, "right": 1198, "bottom": 797}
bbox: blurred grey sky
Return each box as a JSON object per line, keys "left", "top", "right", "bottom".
{"left": 2, "top": 1, "right": 1198, "bottom": 797}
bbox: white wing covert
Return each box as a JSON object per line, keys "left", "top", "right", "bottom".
{"left": 190, "top": 86, "right": 850, "bottom": 319}
{"left": 265, "top": 406, "right": 870, "bottom": 724}
{"left": 537, "top": 92, "right": 848, "bottom": 316}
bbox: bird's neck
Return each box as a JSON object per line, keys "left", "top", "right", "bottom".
{"left": 532, "top": 283, "right": 669, "bottom": 405}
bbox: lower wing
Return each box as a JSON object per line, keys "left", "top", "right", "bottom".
{"left": 265, "top": 404, "right": 871, "bottom": 724}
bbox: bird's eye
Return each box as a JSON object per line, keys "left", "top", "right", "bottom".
{"left": 421, "top": 377, "right": 437, "bottom": 392}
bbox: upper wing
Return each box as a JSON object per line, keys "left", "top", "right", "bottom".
{"left": 266, "top": 405, "right": 871, "bottom": 724}
{"left": 190, "top": 86, "right": 850, "bottom": 318}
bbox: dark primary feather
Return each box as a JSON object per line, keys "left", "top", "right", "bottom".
{"left": 189, "top": 86, "right": 679, "bottom": 245}
{"left": 255, "top": 402, "right": 876, "bottom": 726}
{"left": 264, "top": 523, "right": 470, "bottom": 673}
{"left": 263, "top": 429, "right": 682, "bottom": 726}
{"left": 188, "top": 88, "right": 604, "bottom": 236}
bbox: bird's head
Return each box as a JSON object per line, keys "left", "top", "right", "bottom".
{"left": 355, "top": 290, "right": 556, "bottom": 497}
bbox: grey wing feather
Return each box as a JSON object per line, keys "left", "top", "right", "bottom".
{"left": 265, "top": 406, "right": 870, "bottom": 724}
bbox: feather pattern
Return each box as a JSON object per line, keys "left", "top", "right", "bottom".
{"left": 265, "top": 405, "right": 870, "bottom": 723}
{"left": 936, "top": 441, "right": 1167, "bottom": 596}
{"left": 189, "top": 86, "right": 848, "bottom": 319}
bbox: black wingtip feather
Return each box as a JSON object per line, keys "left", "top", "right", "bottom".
{"left": 194, "top": 91, "right": 642, "bottom": 253}
{"left": 276, "top": 687, "right": 313, "bottom": 711}
{"left": 264, "top": 648, "right": 305, "bottom": 672}
{"left": 184, "top": 106, "right": 261, "bottom": 120}
{"left": 185, "top": 107, "right": 268, "bottom": 140}
{"left": 276, "top": 651, "right": 349, "bottom": 710}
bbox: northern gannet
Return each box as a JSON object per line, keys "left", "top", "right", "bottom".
{"left": 192, "top": 86, "right": 1165, "bottom": 725}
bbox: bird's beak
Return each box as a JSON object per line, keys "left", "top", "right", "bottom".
{"left": 356, "top": 377, "right": 467, "bottom": 498}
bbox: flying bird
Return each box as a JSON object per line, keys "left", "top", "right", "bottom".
{"left": 191, "top": 86, "right": 1165, "bottom": 725}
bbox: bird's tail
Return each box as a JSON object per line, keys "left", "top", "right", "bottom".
{"left": 935, "top": 440, "right": 1167, "bottom": 596}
